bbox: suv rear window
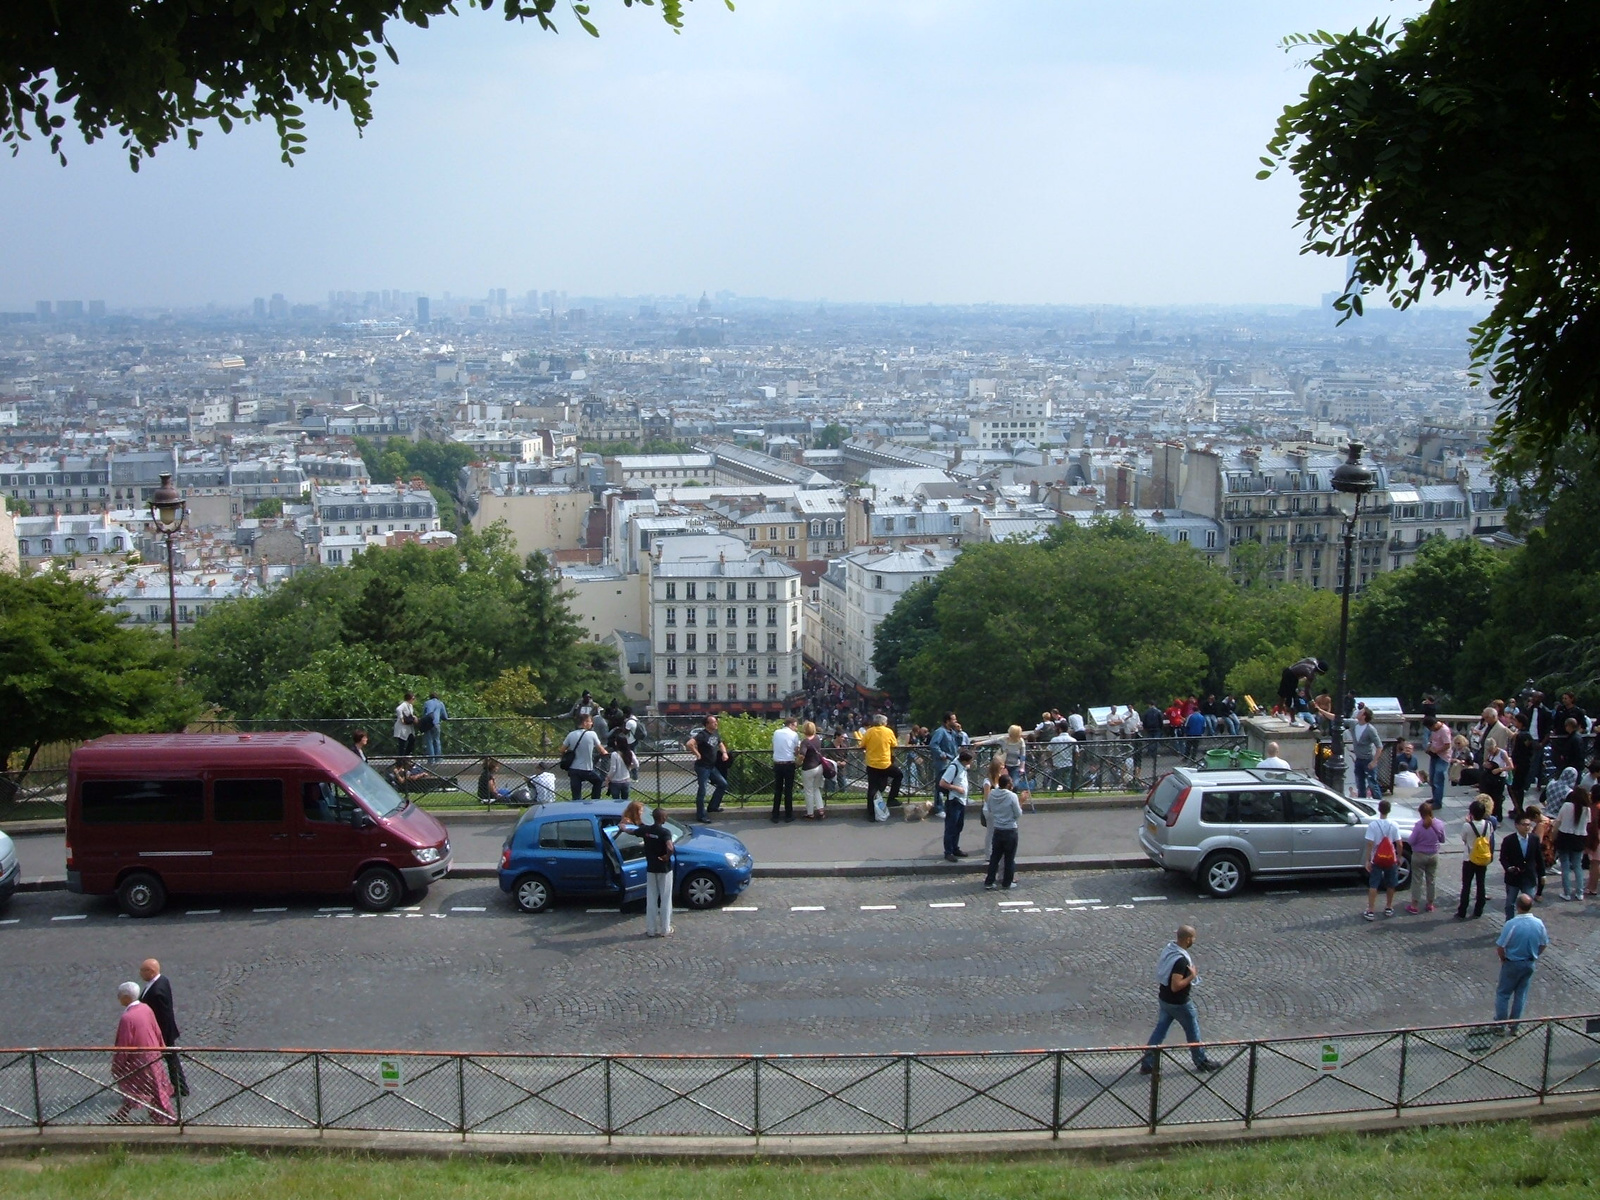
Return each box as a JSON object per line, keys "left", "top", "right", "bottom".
{"left": 1146, "top": 775, "right": 1185, "bottom": 820}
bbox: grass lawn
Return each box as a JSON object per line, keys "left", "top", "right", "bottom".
{"left": 1, "top": 1120, "right": 1596, "bottom": 1199}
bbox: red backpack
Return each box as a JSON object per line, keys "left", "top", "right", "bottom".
{"left": 1372, "top": 829, "right": 1398, "bottom": 869}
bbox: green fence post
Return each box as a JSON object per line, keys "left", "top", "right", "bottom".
{"left": 903, "top": 1053, "right": 913, "bottom": 1144}
{"left": 1244, "top": 1041, "right": 1257, "bottom": 1128}
{"left": 1148, "top": 1052, "right": 1160, "bottom": 1135}
{"left": 1051, "top": 1051, "right": 1063, "bottom": 1138}
{"left": 457, "top": 1054, "right": 467, "bottom": 1137}
{"left": 1540, "top": 1021, "right": 1553, "bottom": 1104}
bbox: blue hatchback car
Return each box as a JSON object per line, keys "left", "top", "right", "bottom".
{"left": 497, "top": 801, "right": 754, "bottom": 914}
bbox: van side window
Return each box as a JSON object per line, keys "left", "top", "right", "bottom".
{"left": 81, "top": 780, "right": 203, "bottom": 825}
{"left": 1199, "top": 793, "right": 1233, "bottom": 824}
{"left": 302, "top": 781, "right": 353, "bottom": 824}
{"left": 215, "top": 779, "right": 285, "bottom": 823}
{"left": 1234, "top": 790, "right": 1286, "bottom": 824}
{"left": 539, "top": 819, "right": 596, "bottom": 850}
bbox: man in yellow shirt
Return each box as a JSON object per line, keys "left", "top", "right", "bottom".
{"left": 856, "top": 713, "right": 903, "bottom": 821}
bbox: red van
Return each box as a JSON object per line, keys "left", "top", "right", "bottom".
{"left": 66, "top": 733, "right": 452, "bottom": 916}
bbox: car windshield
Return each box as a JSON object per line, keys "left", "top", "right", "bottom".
{"left": 340, "top": 762, "right": 406, "bottom": 819}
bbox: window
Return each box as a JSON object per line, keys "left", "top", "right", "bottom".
{"left": 706, "top": 633, "right": 718, "bottom": 652}
{"left": 746, "top": 684, "right": 757, "bottom": 700}
{"left": 787, "top": 526, "right": 796, "bottom": 540}
{"left": 872, "top": 574, "right": 883, "bottom": 589}
{"left": 666, "top": 685, "right": 678, "bottom": 701}
{"left": 40, "top": 538, "right": 51, "bottom": 553}
{"left": 746, "top": 606, "right": 758, "bottom": 626}
{"left": 727, "top": 657, "right": 740, "bottom": 676}
{"left": 748, "top": 528, "right": 758, "bottom": 541}
{"left": 746, "top": 632, "right": 757, "bottom": 652}
{"left": 706, "top": 607, "right": 717, "bottom": 627}
{"left": 1177, "top": 530, "right": 1188, "bottom": 543}
{"left": 1234, "top": 790, "right": 1286, "bottom": 824}
{"left": 87, "top": 536, "right": 98, "bottom": 551}
{"left": 767, "top": 632, "right": 778, "bottom": 652}
{"left": 767, "top": 581, "right": 778, "bottom": 600}
{"left": 687, "top": 683, "right": 698, "bottom": 701}
{"left": 666, "top": 633, "right": 676, "bottom": 652}
{"left": 687, "top": 658, "right": 698, "bottom": 676}
{"left": 825, "top": 520, "right": 835, "bottom": 536}
{"left": 747, "top": 657, "right": 758, "bottom": 677}
{"left": 747, "top": 582, "right": 757, "bottom": 600}
{"left": 767, "top": 658, "right": 777, "bottom": 675}
{"left": 811, "top": 520, "right": 821, "bottom": 537}
{"left": 706, "top": 657, "right": 718, "bottom": 676}
{"left": 725, "top": 583, "right": 737, "bottom": 600}
{"left": 302, "top": 781, "right": 357, "bottom": 825}
{"left": 767, "top": 683, "right": 778, "bottom": 699}
{"left": 665, "top": 658, "right": 677, "bottom": 676}
{"left": 665, "top": 582, "right": 676, "bottom": 600}
{"left": 214, "top": 779, "right": 285, "bottom": 823}
{"left": 768, "top": 527, "right": 778, "bottom": 540}
{"left": 685, "top": 633, "right": 697, "bottom": 652}
{"left": 1289, "top": 790, "right": 1348, "bottom": 824}
{"left": 766, "top": 606, "right": 778, "bottom": 626}
{"left": 686, "top": 607, "right": 697, "bottom": 626}
{"left": 665, "top": 607, "right": 677, "bottom": 626}
{"left": 1206, "top": 530, "right": 1217, "bottom": 549}
{"left": 81, "top": 779, "right": 204, "bottom": 825}
{"left": 538, "top": 819, "right": 596, "bottom": 850}
{"left": 685, "top": 582, "right": 697, "bottom": 600}
{"left": 726, "top": 606, "right": 738, "bottom": 626}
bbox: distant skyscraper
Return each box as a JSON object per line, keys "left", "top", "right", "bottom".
{"left": 253, "top": 297, "right": 267, "bottom": 319}
{"left": 526, "top": 289, "right": 538, "bottom": 312}
{"left": 494, "top": 288, "right": 506, "bottom": 311}
{"left": 35, "top": 301, "right": 50, "bottom": 319}
{"left": 268, "top": 293, "right": 288, "bottom": 319}
{"left": 416, "top": 296, "right": 430, "bottom": 325}
{"left": 56, "top": 300, "right": 84, "bottom": 318}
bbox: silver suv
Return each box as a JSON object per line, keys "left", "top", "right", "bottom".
{"left": 1139, "top": 767, "right": 1420, "bottom": 898}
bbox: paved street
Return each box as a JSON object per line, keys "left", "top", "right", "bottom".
{"left": 3, "top": 864, "right": 1599, "bottom": 1057}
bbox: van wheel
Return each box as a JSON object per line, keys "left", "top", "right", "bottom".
{"left": 355, "top": 867, "right": 402, "bottom": 912}
{"left": 680, "top": 870, "right": 724, "bottom": 910}
{"left": 117, "top": 872, "right": 167, "bottom": 918}
{"left": 1199, "top": 852, "right": 1248, "bottom": 898}
{"left": 513, "top": 873, "right": 553, "bottom": 913}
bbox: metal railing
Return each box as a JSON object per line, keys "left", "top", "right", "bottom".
{"left": 6, "top": 1014, "right": 1599, "bottom": 1141}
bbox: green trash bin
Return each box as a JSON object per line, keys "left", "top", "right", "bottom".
{"left": 1235, "top": 750, "right": 1263, "bottom": 769}
{"left": 1205, "top": 748, "right": 1234, "bottom": 769}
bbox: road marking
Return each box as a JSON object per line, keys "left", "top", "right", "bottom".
{"left": 585, "top": 908, "right": 617, "bottom": 913}
{"left": 51, "top": 915, "right": 86, "bottom": 922}
{"left": 1045, "top": 907, "right": 1063, "bottom": 912}
{"left": 0, "top": 918, "right": 18, "bottom": 925}
{"left": 1091, "top": 906, "right": 1110, "bottom": 910}
{"left": 929, "top": 902, "right": 965, "bottom": 908}
{"left": 185, "top": 909, "right": 221, "bottom": 916}
{"left": 1024, "top": 907, "right": 1042, "bottom": 913}
{"left": 358, "top": 913, "right": 377, "bottom": 918}
{"left": 790, "top": 905, "right": 825, "bottom": 912}
{"left": 859, "top": 904, "right": 897, "bottom": 911}
{"left": 319, "top": 906, "right": 353, "bottom": 912}
{"left": 400, "top": 905, "right": 422, "bottom": 912}
{"left": 336, "top": 913, "right": 354, "bottom": 919}
{"left": 1131, "top": 896, "right": 1168, "bottom": 902}
{"left": 404, "top": 913, "right": 423, "bottom": 918}
{"left": 998, "top": 900, "right": 1033, "bottom": 907}
{"left": 451, "top": 906, "right": 487, "bottom": 912}
{"left": 1118, "top": 904, "right": 1135, "bottom": 909}
{"left": 253, "top": 907, "right": 287, "bottom": 913}
{"left": 724, "top": 906, "right": 758, "bottom": 912}
{"left": 1264, "top": 889, "right": 1300, "bottom": 896}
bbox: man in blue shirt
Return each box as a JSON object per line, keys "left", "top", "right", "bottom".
{"left": 928, "top": 712, "right": 961, "bottom": 818}
{"left": 1494, "top": 892, "right": 1550, "bottom": 1033}
{"left": 419, "top": 692, "right": 448, "bottom": 762}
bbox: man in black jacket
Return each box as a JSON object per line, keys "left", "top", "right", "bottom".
{"left": 138, "top": 958, "right": 188, "bottom": 1096}
{"left": 1499, "top": 815, "right": 1544, "bottom": 921}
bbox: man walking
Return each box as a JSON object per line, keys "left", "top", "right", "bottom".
{"left": 1139, "top": 925, "right": 1219, "bottom": 1074}
{"left": 138, "top": 958, "right": 187, "bottom": 1097}
{"left": 685, "top": 715, "right": 729, "bottom": 822}
{"left": 1349, "top": 707, "right": 1384, "bottom": 800}
{"left": 856, "top": 713, "right": 902, "bottom": 821}
{"left": 939, "top": 748, "right": 972, "bottom": 863}
{"left": 982, "top": 772, "right": 1023, "bottom": 890}
{"left": 1426, "top": 717, "right": 1453, "bottom": 807}
{"left": 419, "top": 691, "right": 448, "bottom": 762}
{"left": 928, "top": 712, "right": 961, "bottom": 818}
{"left": 638, "top": 807, "right": 675, "bottom": 938}
{"left": 1364, "top": 798, "right": 1403, "bottom": 920}
{"left": 1500, "top": 812, "right": 1544, "bottom": 919}
{"left": 771, "top": 715, "right": 800, "bottom": 823}
{"left": 1494, "top": 892, "right": 1549, "bottom": 1032}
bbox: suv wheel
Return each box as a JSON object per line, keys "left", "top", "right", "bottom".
{"left": 355, "top": 867, "right": 402, "bottom": 912}
{"left": 1199, "top": 852, "right": 1248, "bottom": 898}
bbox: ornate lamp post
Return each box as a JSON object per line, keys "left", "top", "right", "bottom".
{"left": 1327, "top": 443, "right": 1375, "bottom": 795}
{"left": 147, "top": 472, "right": 187, "bottom": 648}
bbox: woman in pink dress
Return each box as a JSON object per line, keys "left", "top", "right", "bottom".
{"left": 111, "top": 981, "right": 175, "bottom": 1124}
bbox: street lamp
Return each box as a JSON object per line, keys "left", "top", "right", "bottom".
{"left": 147, "top": 472, "right": 187, "bottom": 648}
{"left": 1327, "top": 442, "right": 1375, "bottom": 796}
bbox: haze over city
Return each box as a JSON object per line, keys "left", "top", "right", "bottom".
{"left": 0, "top": 0, "right": 1431, "bottom": 310}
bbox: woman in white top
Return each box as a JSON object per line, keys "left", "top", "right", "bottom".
{"left": 605, "top": 730, "right": 636, "bottom": 801}
{"left": 1554, "top": 784, "right": 1591, "bottom": 901}
{"left": 1002, "top": 725, "right": 1033, "bottom": 811}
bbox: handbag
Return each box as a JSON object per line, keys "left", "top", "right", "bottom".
{"left": 821, "top": 757, "right": 838, "bottom": 781}
{"left": 558, "top": 739, "right": 577, "bottom": 772}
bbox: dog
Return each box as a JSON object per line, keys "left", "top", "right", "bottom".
{"left": 900, "top": 799, "right": 932, "bottom": 821}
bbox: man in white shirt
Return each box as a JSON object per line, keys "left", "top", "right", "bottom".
{"left": 392, "top": 692, "right": 417, "bottom": 756}
{"left": 771, "top": 716, "right": 801, "bottom": 823}
{"left": 1066, "top": 709, "right": 1087, "bottom": 738}
{"left": 1257, "top": 742, "right": 1291, "bottom": 770}
{"left": 1048, "top": 725, "right": 1078, "bottom": 791}
{"left": 1364, "top": 799, "right": 1404, "bottom": 920}
{"left": 940, "top": 748, "right": 972, "bottom": 862}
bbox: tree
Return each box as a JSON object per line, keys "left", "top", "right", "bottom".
{"left": 0, "top": 570, "right": 199, "bottom": 779}
{"left": 248, "top": 497, "right": 284, "bottom": 519}
{"left": 871, "top": 578, "right": 942, "bottom": 709}
{"left": 1349, "top": 537, "right": 1505, "bottom": 709}
{"left": 1263, "top": 3, "right": 1600, "bottom": 484}
{"left": 3, "top": 0, "right": 720, "bottom": 168}
{"left": 814, "top": 423, "right": 849, "bottom": 449}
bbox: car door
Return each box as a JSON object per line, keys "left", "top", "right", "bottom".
{"left": 1232, "top": 788, "right": 1292, "bottom": 873}
{"left": 210, "top": 776, "right": 290, "bottom": 893}
{"left": 603, "top": 821, "right": 650, "bottom": 905}
{"left": 535, "top": 817, "right": 608, "bottom": 894}
{"left": 297, "top": 778, "right": 367, "bottom": 893}
{"left": 1289, "top": 789, "right": 1366, "bottom": 871}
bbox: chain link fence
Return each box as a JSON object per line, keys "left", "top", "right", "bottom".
{"left": 5, "top": 1014, "right": 1598, "bottom": 1141}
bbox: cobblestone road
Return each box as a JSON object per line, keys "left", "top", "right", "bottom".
{"left": 3, "top": 870, "right": 1598, "bottom": 1054}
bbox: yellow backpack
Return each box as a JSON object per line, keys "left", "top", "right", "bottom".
{"left": 1468, "top": 821, "right": 1493, "bottom": 867}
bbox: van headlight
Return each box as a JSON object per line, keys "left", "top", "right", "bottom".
{"left": 413, "top": 846, "right": 444, "bottom": 865}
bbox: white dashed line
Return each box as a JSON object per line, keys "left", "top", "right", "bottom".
{"left": 1264, "top": 890, "right": 1300, "bottom": 896}
{"left": 790, "top": 905, "right": 825, "bottom": 912}
{"left": 335, "top": 913, "right": 354, "bottom": 919}
{"left": 1118, "top": 904, "right": 1135, "bottom": 909}
{"left": 185, "top": 909, "right": 221, "bottom": 916}
{"left": 929, "top": 902, "right": 965, "bottom": 908}
{"left": 1045, "top": 907, "right": 1063, "bottom": 912}
{"left": 585, "top": 908, "right": 617, "bottom": 913}
{"left": 997, "top": 900, "right": 1033, "bottom": 907}
{"left": 859, "top": 904, "right": 897, "bottom": 911}
{"left": 1068, "top": 899, "right": 1103, "bottom": 905}
{"left": 1024, "top": 907, "right": 1041, "bottom": 913}
{"left": 451, "top": 906, "right": 487, "bottom": 912}
{"left": 0, "top": 918, "right": 18, "bottom": 925}
{"left": 252, "top": 907, "right": 287, "bottom": 913}
{"left": 724, "top": 906, "right": 758, "bottom": 912}
{"left": 318, "top": 906, "right": 353, "bottom": 912}
{"left": 51, "top": 915, "right": 86, "bottom": 922}
{"left": 1091, "top": 906, "right": 1110, "bottom": 911}
{"left": 1131, "top": 896, "right": 1168, "bottom": 903}
{"left": 400, "top": 905, "right": 422, "bottom": 911}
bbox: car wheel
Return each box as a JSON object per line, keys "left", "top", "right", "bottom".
{"left": 117, "top": 871, "right": 167, "bottom": 918}
{"left": 1199, "top": 852, "right": 1248, "bottom": 898}
{"left": 680, "top": 870, "right": 724, "bottom": 910}
{"left": 513, "top": 873, "right": 553, "bottom": 914}
{"left": 1394, "top": 849, "right": 1413, "bottom": 891}
{"left": 355, "top": 867, "right": 402, "bottom": 912}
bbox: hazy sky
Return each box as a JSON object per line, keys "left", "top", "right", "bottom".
{"left": 0, "top": 1, "right": 1425, "bottom": 310}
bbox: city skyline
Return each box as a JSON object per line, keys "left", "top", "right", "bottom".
{"left": 0, "top": 1, "right": 1428, "bottom": 310}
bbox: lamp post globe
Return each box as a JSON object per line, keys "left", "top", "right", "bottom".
{"left": 147, "top": 472, "right": 187, "bottom": 648}
{"left": 1326, "top": 443, "right": 1376, "bottom": 797}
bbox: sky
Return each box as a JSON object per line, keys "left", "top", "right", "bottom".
{"left": 0, "top": 0, "right": 1427, "bottom": 310}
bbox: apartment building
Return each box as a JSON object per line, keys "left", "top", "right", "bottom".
{"left": 311, "top": 481, "right": 440, "bottom": 537}
{"left": 809, "top": 545, "right": 960, "bottom": 692}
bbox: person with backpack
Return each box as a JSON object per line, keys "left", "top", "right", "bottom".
{"left": 940, "top": 748, "right": 973, "bottom": 863}
{"left": 418, "top": 691, "right": 448, "bottom": 762}
{"left": 928, "top": 712, "right": 962, "bottom": 819}
{"left": 1455, "top": 796, "right": 1498, "bottom": 919}
{"left": 1364, "top": 799, "right": 1403, "bottom": 920}
{"left": 1405, "top": 801, "right": 1447, "bottom": 913}
{"left": 1499, "top": 811, "right": 1545, "bottom": 920}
